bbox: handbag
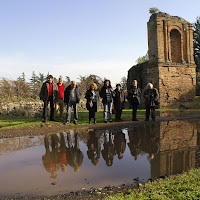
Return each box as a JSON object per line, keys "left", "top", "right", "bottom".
{"left": 86, "top": 100, "right": 93, "bottom": 110}
{"left": 154, "top": 99, "right": 160, "bottom": 105}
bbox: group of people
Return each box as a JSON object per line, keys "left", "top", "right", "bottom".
{"left": 40, "top": 75, "right": 159, "bottom": 124}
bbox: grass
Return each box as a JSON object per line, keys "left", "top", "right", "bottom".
{"left": 0, "top": 109, "right": 146, "bottom": 129}
{"left": 0, "top": 115, "right": 42, "bottom": 129}
{"left": 106, "top": 168, "right": 200, "bottom": 200}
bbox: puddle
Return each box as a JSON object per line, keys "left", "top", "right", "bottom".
{"left": 0, "top": 120, "right": 199, "bottom": 197}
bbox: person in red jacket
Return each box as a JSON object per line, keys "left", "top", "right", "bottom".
{"left": 54, "top": 76, "right": 65, "bottom": 121}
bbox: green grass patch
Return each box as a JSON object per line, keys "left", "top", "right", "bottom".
{"left": 106, "top": 168, "right": 200, "bottom": 200}
{"left": 0, "top": 109, "right": 146, "bottom": 129}
{"left": 0, "top": 115, "right": 42, "bottom": 129}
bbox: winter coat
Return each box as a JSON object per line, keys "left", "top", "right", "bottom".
{"left": 143, "top": 88, "right": 159, "bottom": 107}
{"left": 113, "top": 89, "right": 125, "bottom": 109}
{"left": 54, "top": 83, "right": 65, "bottom": 102}
{"left": 64, "top": 85, "right": 82, "bottom": 104}
{"left": 100, "top": 86, "right": 113, "bottom": 104}
{"left": 40, "top": 81, "right": 55, "bottom": 102}
{"left": 85, "top": 89, "right": 100, "bottom": 111}
{"left": 127, "top": 85, "right": 141, "bottom": 105}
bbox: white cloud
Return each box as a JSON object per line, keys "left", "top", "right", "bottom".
{"left": 0, "top": 55, "right": 137, "bottom": 85}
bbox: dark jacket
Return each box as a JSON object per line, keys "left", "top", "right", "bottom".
{"left": 100, "top": 86, "right": 113, "bottom": 104}
{"left": 85, "top": 89, "right": 100, "bottom": 111}
{"left": 113, "top": 89, "right": 125, "bottom": 109}
{"left": 64, "top": 85, "right": 82, "bottom": 104}
{"left": 127, "top": 85, "right": 141, "bottom": 105}
{"left": 143, "top": 88, "right": 159, "bottom": 107}
{"left": 54, "top": 83, "right": 65, "bottom": 102}
{"left": 40, "top": 81, "right": 55, "bottom": 102}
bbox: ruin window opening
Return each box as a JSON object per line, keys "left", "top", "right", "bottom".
{"left": 170, "top": 29, "right": 182, "bottom": 63}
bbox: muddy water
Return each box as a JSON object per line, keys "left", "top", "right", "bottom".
{"left": 0, "top": 120, "right": 200, "bottom": 197}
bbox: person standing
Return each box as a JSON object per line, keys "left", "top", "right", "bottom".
{"left": 143, "top": 83, "right": 159, "bottom": 121}
{"left": 100, "top": 80, "right": 113, "bottom": 123}
{"left": 113, "top": 84, "right": 125, "bottom": 121}
{"left": 127, "top": 80, "right": 141, "bottom": 121}
{"left": 85, "top": 83, "right": 100, "bottom": 125}
{"left": 54, "top": 76, "right": 65, "bottom": 121}
{"left": 64, "top": 81, "right": 82, "bottom": 125}
{"left": 40, "top": 75, "right": 55, "bottom": 122}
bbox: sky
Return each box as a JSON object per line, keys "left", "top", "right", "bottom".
{"left": 0, "top": 0, "right": 200, "bottom": 85}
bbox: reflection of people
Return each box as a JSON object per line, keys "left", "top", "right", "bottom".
{"left": 143, "top": 83, "right": 159, "bottom": 121}
{"left": 59, "top": 133, "right": 67, "bottom": 172}
{"left": 128, "top": 128, "right": 141, "bottom": 161}
{"left": 42, "top": 135, "right": 60, "bottom": 179}
{"left": 101, "top": 131, "right": 116, "bottom": 166}
{"left": 100, "top": 80, "right": 113, "bottom": 123}
{"left": 85, "top": 83, "right": 100, "bottom": 125}
{"left": 87, "top": 130, "right": 101, "bottom": 165}
{"left": 66, "top": 133, "right": 84, "bottom": 172}
{"left": 143, "top": 124, "right": 160, "bottom": 160}
{"left": 127, "top": 80, "right": 141, "bottom": 121}
{"left": 114, "top": 131, "right": 126, "bottom": 159}
{"left": 113, "top": 84, "right": 125, "bottom": 122}
{"left": 40, "top": 75, "right": 55, "bottom": 122}
{"left": 64, "top": 81, "right": 82, "bottom": 125}
{"left": 54, "top": 77, "right": 65, "bottom": 121}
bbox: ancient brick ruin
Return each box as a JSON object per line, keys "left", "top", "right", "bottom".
{"left": 127, "top": 12, "right": 196, "bottom": 108}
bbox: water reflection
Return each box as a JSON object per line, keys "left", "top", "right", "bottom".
{"left": 0, "top": 120, "right": 199, "bottom": 196}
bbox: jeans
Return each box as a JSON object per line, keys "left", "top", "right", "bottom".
{"left": 103, "top": 102, "right": 113, "bottom": 122}
{"left": 66, "top": 101, "right": 78, "bottom": 123}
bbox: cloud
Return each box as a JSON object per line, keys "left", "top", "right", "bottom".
{"left": 0, "top": 55, "right": 136, "bottom": 85}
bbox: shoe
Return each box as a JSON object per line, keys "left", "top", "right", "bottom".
{"left": 50, "top": 118, "right": 55, "bottom": 121}
{"left": 132, "top": 119, "right": 139, "bottom": 121}
{"left": 104, "top": 121, "right": 107, "bottom": 123}
{"left": 74, "top": 121, "right": 78, "bottom": 125}
{"left": 63, "top": 121, "right": 69, "bottom": 125}
{"left": 109, "top": 121, "right": 112, "bottom": 123}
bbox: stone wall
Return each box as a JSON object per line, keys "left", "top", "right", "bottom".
{"left": 0, "top": 99, "right": 88, "bottom": 118}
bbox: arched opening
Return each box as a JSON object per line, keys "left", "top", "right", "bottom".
{"left": 170, "top": 29, "right": 182, "bottom": 63}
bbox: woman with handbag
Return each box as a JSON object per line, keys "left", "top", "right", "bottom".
{"left": 85, "top": 83, "right": 100, "bottom": 125}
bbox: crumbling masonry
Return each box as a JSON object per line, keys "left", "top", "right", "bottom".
{"left": 127, "top": 12, "right": 196, "bottom": 108}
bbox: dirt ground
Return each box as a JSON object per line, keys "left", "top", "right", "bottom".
{"left": 0, "top": 112, "right": 200, "bottom": 139}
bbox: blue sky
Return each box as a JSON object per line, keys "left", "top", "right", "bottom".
{"left": 0, "top": 0, "right": 200, "bottom": 85}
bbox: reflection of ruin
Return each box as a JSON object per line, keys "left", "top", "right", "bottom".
{"left": 128, "top": 12, "right": 196, "bottom": 108}
{"left": 151, "top": 121, "right": 197, "bottom": 179}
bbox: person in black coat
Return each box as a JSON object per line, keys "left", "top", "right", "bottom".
{"left": 85, "top": 83, "right": 100, "bottom": 125}
{"left": 127, "top": 80, "right": 141, "bottom": 121}
{"left": 143, "top": 83, "right": 159, "bottom": 121}
{"left": 40, "top": 75, "right": 55, "bottom": 122}
{"left": 100, "top": 80, "right": 113, "bottom": 123}
{"left": 64, "top": 81, "right": 82, "bottom": 125}
{"left": 113, "top": 84, "right": 125, "bottom": 121}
